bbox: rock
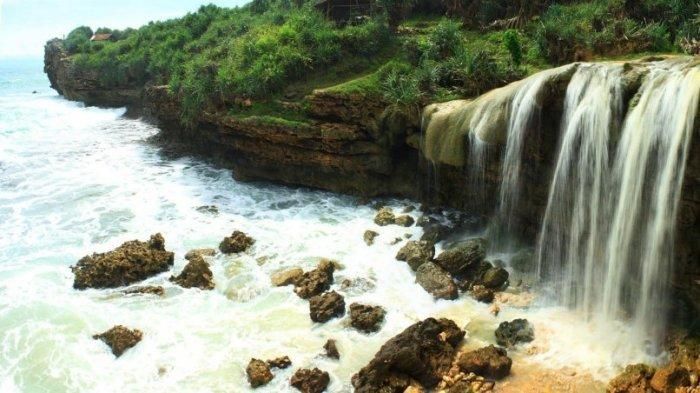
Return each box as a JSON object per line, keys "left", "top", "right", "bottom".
{"left": 495, "top": 319, "right": 535, "bottom": 347}
{"left": 650, "top": 364, "right": 691, "bottom": 393}
{"left": 390, "top": 237, "right": 403, "bottom": 245}
{"left": 420, "top": 222, "right": 450, "bottom": 244}
{"left": 218, "top": 231, "right": 255, "bottom": 254}
{"left": 349, "top": 303, "right": 386, "bottom": 333}
{"left": 123, "top": 285, "right": 164, "bottom": 296}
{"left": 291, "top": 368, "right": 330, "bottom": 393}
{"left": 448, "top": 381, "right": 472, "bottom": 393}
{"left": 457, "top": 345, "right": 512, "bottom": 380}
{"left": 403, "top": 206, "right": 416, "bottom": 213}
{"left": 294, "top": 261, "right": 335, "bottom": 299}
{"left": 309, "top": 291, "right": 345, "bottom": 323}
{"left": 607, "top": 364, "right": 656, "bottom": 393}
{"left": 489, "top": 303, "right": 500, "bottom": 316}
{"left": 92, "top": 325, "right": 143, "bottom": 357}
{"left": 364, "top": 230, "right": 379, "bottom": 246}
{"left": 416, "top": 262, "right": 458, "bottom": 300}
{"left": 374, "top": 207, "right": 396, "bottom": 226}
{"left": 396, "top": 240, "right": 435, "bottom": 271}
{"left": 169, "top": 254, "right": 215, "bottom": 290}
{"left": 351, "top": 318, "right": 465, "bottom": 392}
{"left": 481, "top": 267, "right": 509, "bottom": 289}
{"left": 195, "top": 205, "right": 219, "bottom": 214}
{"left": 271, "top": 267, "right": 304, "bottom": 287}
{"left": 471, "top": 285, "right": 494, "bottom": 303}
{"left": 510, "top": 248, "right": 535, "bottom": 273}
{"left": 267, "top": 356, "right": 292, "bottom": 369}
{"left": 184, "top": 248, "right": 216, "bottom": 260}
{"left": 72, "top": 233, "right": 174, "bottom": 289}
{"left": 395, "top": 215, "right": 415, "bottom": 227}
{"left": 434, "top": 240, "right": 486, "bottom": 276}
{"left": 246, "top": 358, "right": 274, "bottom": 388}
{"left": 324, "top": 339, "right": 340, "bottom": 359}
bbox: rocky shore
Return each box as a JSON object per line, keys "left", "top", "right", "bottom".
{"left": 45, "top": 37, "right": 700, "bottom": 391}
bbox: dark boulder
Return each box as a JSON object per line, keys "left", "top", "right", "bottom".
{"left": 93, "top": 325, "right": 143, "bottom": 357}
{"left": 495, "top": 319, "right": 534, "bottom": 347}
{"left": 291, "top": 368, "right": 330, "bottom": 393}
{"left": 396, "top": 240, "right": 435, "bottom": 271}
{"left": 218, "top": 231, "right": 254, "bottom": 254}
{"left": 294, "top": 261, "right": 335, "bottom": 299}
{"left": 481, "top": 267, "right": 509, "bottom": 289}
{"left": 457, "top": 345, "right": 512, "bottom": 380}
{"left": 434, "top": 240, "right": 486, "bottom": 276}
{"left": 324, "top": 339, "right": 340, "bottom": 359}
{"left": 415, "top": 262, "right": 458, "bottom": 300}
{"left": 349, "top": 303, "right": 386, "bottom": 333}
{"left": 73, "top": 233, "right": 174, "bottom": 289}
{"left": 169, "top": 254, "right": 215, "bottom": 290}
{"left": 309, "top": 291, "right": 345, "bottom": 323}
{"left": 246, "top": 358, "right": 274, "bottom": 387}
{"left": 351, "top": 318, "right": 465, "bottom": 392}
{"left": 267, "top": 356, "right": 292, "bottom": 369}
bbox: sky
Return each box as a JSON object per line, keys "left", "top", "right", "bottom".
{"left": 0, "top": 0, "right": 249, "bottom": 58}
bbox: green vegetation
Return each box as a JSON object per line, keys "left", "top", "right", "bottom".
{"left": 62, "top": 0, "right": 698, "bottom": 126}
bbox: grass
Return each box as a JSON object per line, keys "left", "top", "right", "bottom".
{"left": 60, "top": 0, "right": 698, "bottom": 126}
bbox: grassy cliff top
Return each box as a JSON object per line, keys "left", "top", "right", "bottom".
{"left": 57, "top": 0, "right": 698, "bottom": 126}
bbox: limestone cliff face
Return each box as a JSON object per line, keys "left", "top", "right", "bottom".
{"left": 44, "top": 39, "right": 142, "bottom": 108}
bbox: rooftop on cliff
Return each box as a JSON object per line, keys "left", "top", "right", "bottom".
{"left": 50, "top": 0, "right": 698, "bottom": 125}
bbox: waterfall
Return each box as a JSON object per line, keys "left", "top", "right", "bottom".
{"left": 537, "top": 59, "right": 700, "bottom": 349}
{"left": 491, "top": 72, "right": 551, "bottom": 248}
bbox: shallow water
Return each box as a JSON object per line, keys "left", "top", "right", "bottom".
{"left": 0, "top": 60, "right": 660, "bottom": 392}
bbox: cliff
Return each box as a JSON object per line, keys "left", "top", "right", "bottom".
{"left": 44, "top": 39, "right": 700, "bottom": 326}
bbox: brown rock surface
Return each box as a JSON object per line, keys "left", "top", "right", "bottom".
{"left": 169, "top": 254, "right": 215, "bottom": 290}
{"left": 291, "top": 368, "right": 330, "bottom": 393}
{"left": 349, "top": 303, "right": 386, "bottom": 333}
{"left": 457, "top": 345, "right": 512, "bottom": 380}
{"left": 309, "top": 291, "right": 345, "bottom": 323}
{"left": 72, "top": 233, "right": 174, "bottom": 289}
{"left": 246, "top": 358, "right": 274, "bottom": 388}
{"left": 351, "top": 318, "right": 465, "bottom": 392}
{"left": 219, "top": 231, "right": 254, "bottom": 254}
{"left": 93, "top": 325, "right": 143, "bottom": 357}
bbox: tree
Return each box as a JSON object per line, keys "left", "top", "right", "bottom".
{"left": 377, "top": 0, "right": 415, "bottom": 31}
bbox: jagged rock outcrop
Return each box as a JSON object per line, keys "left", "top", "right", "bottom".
{"left": 93, "top": 325, "right": 143, "bottom": 357}
{"left": 246, "top": 359, "right": 274, "bottom": 388}
{"left": 309, "top": 291, "right": 345, "bottom": 323}
{"left": 351, "top": 318, "right": 465, "bottom": 392}
{"left": 349, "top": 303, "right": 386, "bottom": 333}
{"left": 291, "top": 368, "right": 330, "bottom": 393}
{"left": 294, "top": 260, "right": 335, "bottom": 299}
{"left": 169, "top": 254, "right": 215, "bottom": 290}
{"left": 218, "top": 231, "right": 254, "bottom": 254}
{"left": 72, "top": 233, "right": 174, "bottom": 289}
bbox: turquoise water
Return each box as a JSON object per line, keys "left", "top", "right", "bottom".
{"left": 0, "top": 59, "right": 658, "bottom": 392}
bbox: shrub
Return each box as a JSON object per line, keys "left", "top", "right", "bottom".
{"left": 65, "top": 26, "right": 93, "bottom": 54}
{"left": 503, "top": 29, "right": 522, "bottom": 66}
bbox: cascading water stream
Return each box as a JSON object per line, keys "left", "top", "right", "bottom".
{"left": 537, "top": 59, "right": 700, "bottom": 349}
